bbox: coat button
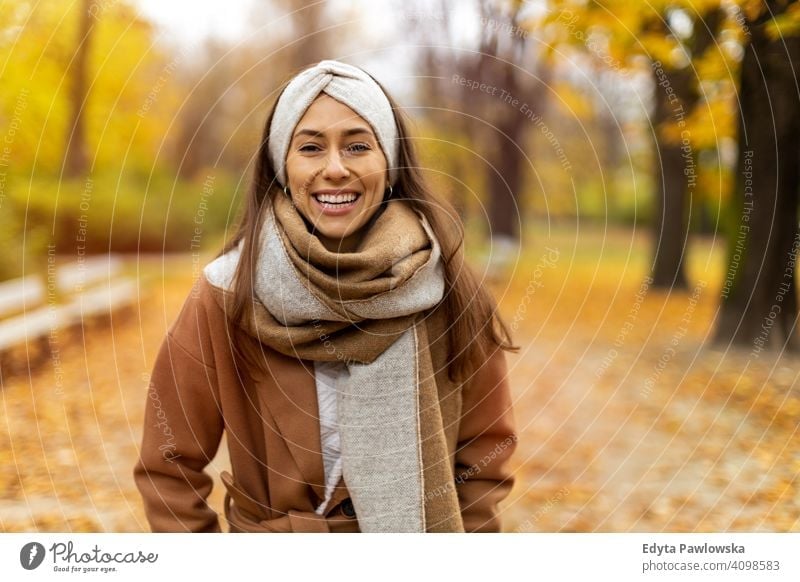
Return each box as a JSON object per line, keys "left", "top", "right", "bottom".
{"left": 341, "top": 498, "right": 356, "bottom": 518}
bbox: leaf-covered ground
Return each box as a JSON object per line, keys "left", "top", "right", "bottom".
{"left": 495, "top": 225, "right": 800, "bottom": 532}
{"left": 1, "top": 225, "right": 798, "bottom": 532}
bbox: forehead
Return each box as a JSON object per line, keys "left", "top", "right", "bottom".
{"left": 293, "top": 94, "right": 374, "bottom": 134}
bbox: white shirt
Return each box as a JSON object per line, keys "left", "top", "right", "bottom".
{"left": 312, "top": 360, "right": 346, "bottom": 514}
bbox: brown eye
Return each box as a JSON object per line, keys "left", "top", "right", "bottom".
{"left": 347, "top": 143, "right": 370, "bottom": 153}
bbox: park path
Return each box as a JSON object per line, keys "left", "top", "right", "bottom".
{"left": 1, "top": 248, "right": 798, "bottom": 532}
{"left": 499, "top": 269, "right": 799, "bottom": 532}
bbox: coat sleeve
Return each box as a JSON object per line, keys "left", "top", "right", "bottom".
{"left": 133, "top": 289, "right": 225, "bottom": 532}
{"left": 454, "top": 345, "right": 518, "bottom": 532}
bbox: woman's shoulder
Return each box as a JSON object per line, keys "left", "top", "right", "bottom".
{"left": 201, "top": 241, "right": 242, "bottom": 293}
{"left": 164, "top": 256, "right": 236, "bottom": 365}
{"left": 176, "top": 241, "right": 244, "bottom": 330}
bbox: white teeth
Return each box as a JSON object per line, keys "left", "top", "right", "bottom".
{"left": 315, "top": 192, "right": 358, "bottom": 204}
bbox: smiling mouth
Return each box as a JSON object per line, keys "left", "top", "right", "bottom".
{"left": 312, "top": 191, "right": 361, "bottom": 209}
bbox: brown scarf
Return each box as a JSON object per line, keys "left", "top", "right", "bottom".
{"left": 205, "top": 193, "right": 464, "bottom": 532}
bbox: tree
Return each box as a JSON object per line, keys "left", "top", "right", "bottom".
{"left": 545, "top": 0, "right": 737, "bottom": 288}
{"left": 173, "top": 0, "right": 340, "bottom": 179}
{"left": 715, "top": 0, "right": 800, "bottom": 351}
{"left": 474, "top": 0, "right": 552, "bottom": 245}
{"left": 648, "top": 6, "right": 724, "bottom": 289}
{"left": 277, "top": 0, "right": 330, "bottom": 70}
{"left": 63, "top": 0, "right": 94, "bottom": 178}
{"left": 412, "top": 0, "right": 552, "bottom": 256}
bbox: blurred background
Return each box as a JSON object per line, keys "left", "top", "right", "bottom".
{"left": 0, "top": 0, "right": 798, "bottom": 532}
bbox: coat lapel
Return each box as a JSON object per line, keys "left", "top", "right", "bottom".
{"left": 253, "top": 352, "right": 327, "bottom": 504}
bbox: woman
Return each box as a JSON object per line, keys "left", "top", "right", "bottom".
{"left": 133, "top": 59, "right": 518, "bottom": 533}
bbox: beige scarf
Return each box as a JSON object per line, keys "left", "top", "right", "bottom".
{"left": 205, "top": 193, "right": 464, "bottom": 532}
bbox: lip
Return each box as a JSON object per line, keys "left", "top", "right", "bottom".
{"left": 311, "top": 189, "right": 362, "bottom": 217}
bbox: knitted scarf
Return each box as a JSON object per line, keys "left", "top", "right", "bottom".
{"left": 204, "top": 192, "right": 464, "bottom": 532}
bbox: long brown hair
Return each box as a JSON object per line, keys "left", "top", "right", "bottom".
{"left": 216, "top": 66, "right": 517, "bottom": 383}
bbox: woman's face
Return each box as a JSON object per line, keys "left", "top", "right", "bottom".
{"left": 284, "top": 94, "right": 389, "bottom": 252}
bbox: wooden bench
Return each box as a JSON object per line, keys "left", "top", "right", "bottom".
{"left": 0, "top": 256, "right": 137, "bottom": 379}
{"left": 0, "top": 275, "right": 45, "bottom": 318}
{"left": 57, "top": 255, "right": 124, "bottom": 293}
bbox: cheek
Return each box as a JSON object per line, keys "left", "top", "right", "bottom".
{"left": 360, "top": 157, "right": 388, "bottom": 188}
{"left": 286, "top": 156, "right": 306, "bottom": 180}
{"left": 287, "top": 159, "right": 321, "bottom": 191}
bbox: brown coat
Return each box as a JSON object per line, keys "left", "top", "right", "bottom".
{"left": 133, "top": 274, "right": 517, "bottom": 533}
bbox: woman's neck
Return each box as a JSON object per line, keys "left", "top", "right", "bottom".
{"left": 313, "top": 201, "right": 388, "bottom": 253}
{"left": 318, "top": 232, "right": 361, "bottom": 253}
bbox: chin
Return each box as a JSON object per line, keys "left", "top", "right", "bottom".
{"left": 320, "top": 229, "right": 354, "bottom": 241}
{"left": 316, "top": 220, "right": 359, "bottom": 238}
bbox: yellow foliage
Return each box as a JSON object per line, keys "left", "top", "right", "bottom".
{"left": 685, "top": 95, "right": 736, "bottom": 149}
{"left": 639, "top": 32, "right": 682, "bottom": 67}
{"left": 765, "top": 3, "right": 800, "bottom": 40}
{"left": 677, "top": 0, "right": 725, "bottom": 13}
{"left": 87, "top": 5, "right": 180, "bottom": 173}
{"left": 740, "top": 0, "right": 767, "bottom": 22}
{"left": 695, "top": 42, "right": 738, "bottom": 81}
{"left": 0, "top": 0, "right": 178, "bottom": 176}
{"left": 551, "top": 82, "right": 594, "bottom": 119}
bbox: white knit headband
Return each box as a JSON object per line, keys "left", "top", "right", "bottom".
{"left": 268, "top": 60, "right": 399, "bottom": 188}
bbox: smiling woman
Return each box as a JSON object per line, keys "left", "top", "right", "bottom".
{"left": 285, "top": 95, "right": 389, "bottom": 252}
{"left": 133, "top": 60, "right": 519, "bottom": 533}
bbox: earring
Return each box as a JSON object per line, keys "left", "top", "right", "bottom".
{"left": 384, "top": 185, "right": 393, "bottom": 199}
{"left": 282, "top": 184, "right": 296, "bottom": 207}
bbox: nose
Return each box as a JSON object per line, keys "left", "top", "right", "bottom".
{"left": 322, "top": 149, "right": 350, "bottom": 180}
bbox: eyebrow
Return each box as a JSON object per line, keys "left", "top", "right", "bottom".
{"left": 292, "top": 127, "right": 374, "bottom": 140}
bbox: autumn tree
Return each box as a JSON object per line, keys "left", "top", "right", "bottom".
{"left": 545, "top": 0, "right": 739, "bottom": 289}
{"left": 646, "top": 6, "right": 725, "bottom": 289}
{"left": 715, "top": 0, "right": 800, "bottom": 350}
{"left": 173, "top": 0, "right": 342, "bottom": 179}
{"left": 63, "top": 0, "right": 94, "bottom": 178}
{"left": 475, "top": 0, "right": 554, "bottom": 245}
{"left": 411, "top": 0, "right": 552, "bottom": 254}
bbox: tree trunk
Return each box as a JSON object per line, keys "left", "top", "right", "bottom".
{"left": 64, "top": 0, "right": 93, "bottom": 179}
{"left": 650, "top": 66, "right": 693, "bottom": 289}
{"left": 486, "top": 112, "right": 524, "bottom": 240}
{"left": 281, "top": 0, "right": 329, "bottom": 70}
{"left": 647, "top": 8, "right": 723, "bottom": 289}
{"left": 651, "top": 137, "right": 690, "bottom": 288}
{"left": 715, "top": 4, "right": 800, "bottom": 350}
